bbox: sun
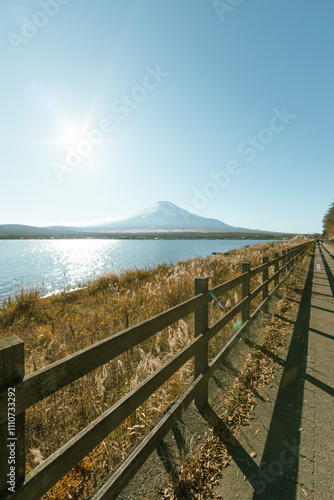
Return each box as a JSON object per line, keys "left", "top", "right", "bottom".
{"left": 60, "top": 124, "right": 83, "bottom": 146}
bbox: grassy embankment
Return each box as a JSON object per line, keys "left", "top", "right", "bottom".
{"left": 0, "top": 237, "right": 309, "bottom": 499}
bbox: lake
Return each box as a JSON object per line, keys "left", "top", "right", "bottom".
{"left": 0, "top": 239, "right": 275, "bottom": 303}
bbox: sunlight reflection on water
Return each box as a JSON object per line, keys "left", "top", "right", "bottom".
{"left": 0, "top": 239, "right": 273, "bottom": 302}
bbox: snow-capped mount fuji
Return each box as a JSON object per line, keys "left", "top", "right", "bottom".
{"left": 90, "top": 201, "right": 257, "bottom": 232}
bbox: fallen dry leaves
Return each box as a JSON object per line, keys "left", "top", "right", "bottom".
{"left": 159, "top": 256, "right": 311, "bottom": 499}
{"left": 302, "top": 486, "right": 309, "bottom": 496}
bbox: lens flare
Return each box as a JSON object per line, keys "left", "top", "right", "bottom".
{"left": 233, "top": 320, "right": 243, "bottom": 329}
{"left": 208, "top": 290, "right": 224, "bottom": 309}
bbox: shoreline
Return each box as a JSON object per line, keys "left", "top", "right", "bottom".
{"left": 0, "top": 231, "right": 304, "bottom": 240}
{"left": 0, "top": 238, "right": 285, "bottom": 305}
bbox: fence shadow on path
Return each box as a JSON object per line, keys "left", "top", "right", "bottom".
{"left": 319, "top": 246, "right": 334, "bottom": 297}
{"left": 249, "top": 252, "right": 315, "bottom": 500}
{"left": 321, "top": 243, "right": 334, "bottom": 260}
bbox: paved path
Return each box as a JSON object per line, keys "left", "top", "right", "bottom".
{"left": 215, "top": 242, "right": 334, "bottom": 500}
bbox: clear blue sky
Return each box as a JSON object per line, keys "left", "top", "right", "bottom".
{"left": 1, "top": 0, "right": 333, "bottom": 233}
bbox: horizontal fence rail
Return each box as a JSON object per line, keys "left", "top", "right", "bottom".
{"left": 0, "top": 240, "right": 314, "bottom": 499}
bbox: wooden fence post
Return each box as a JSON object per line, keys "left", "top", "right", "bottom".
{"left": 194, "top": 278, "right": 209, "bottom": 409}
{"left": 0, "top": 336, "right": 25, "bottom": 496}
{"left": 291, "top": 248, "right": 294, "bottom": 270}
{"left": 294, "top": 247, "right": 298, "bottom": 267}
{"left": 263, "top": 256, "right": 269, "bottom": 313}
{"left": 274, "top": 252, "right": 279, "bottom": 287}
{"left": 282, "top": 250, "right": 286, "bottom": 277}
{"left": 290, "top": 248, "right": 295, "bottom": 270}
{"left": 242, "top": 263, "right": 250, "bottom": 334}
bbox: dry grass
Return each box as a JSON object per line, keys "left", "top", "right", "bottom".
{"left": 0, "top": 236, "right": 309, "bottom": 499}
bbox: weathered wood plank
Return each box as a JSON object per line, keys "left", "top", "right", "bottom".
{"left": 211, "top": 272, "right": 246, "bottom": 298}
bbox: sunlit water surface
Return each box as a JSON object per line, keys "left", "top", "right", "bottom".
{"left": 0, "top": 239, "right": 275, "bottom": 303}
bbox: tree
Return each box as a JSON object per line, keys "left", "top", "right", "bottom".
{"left": 322, "top": 201, "right": 334, "bottom": 238}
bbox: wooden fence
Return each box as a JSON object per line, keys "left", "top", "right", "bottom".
{"left": 0, "top": 240, "right": 313, "bottom": 499}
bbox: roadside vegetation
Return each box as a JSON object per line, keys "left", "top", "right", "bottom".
{"left": 0, "top": 236, "right": 309, "bottom": 499}
{"left": 322, "top": 200, "right": 334, "bottom": 239}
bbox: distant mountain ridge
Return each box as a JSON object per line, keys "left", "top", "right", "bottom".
{"left": 0, "top": 201, "right": 262, "bottom": 235}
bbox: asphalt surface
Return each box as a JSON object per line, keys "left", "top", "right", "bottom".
{"left": 215, "top": 242, "right": 334, "bottom": 500}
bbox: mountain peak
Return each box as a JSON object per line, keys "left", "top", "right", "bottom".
{"left": 92, "top": 201, "right": 254, "bottom": 232}
{"left": 144, "top": 201, "right": 185, "bottom": 218}
{"left": 156, "top": 201, "right": 178, "bottom": 207}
